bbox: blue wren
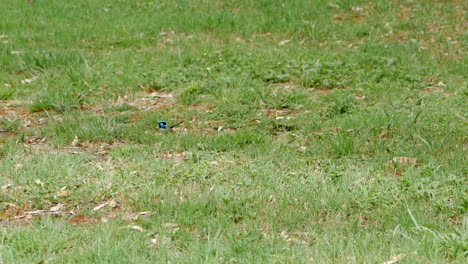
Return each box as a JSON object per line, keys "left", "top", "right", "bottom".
{"left": 158, "top": 121, "right": 168, "bottom": 130}
{"left": 158, "top": 120, "right": 183, "bottom": 131}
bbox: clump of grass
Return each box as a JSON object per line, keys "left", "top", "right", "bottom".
{"left": 30, "top": 92, "right": 85, "bottom": 112}
{"left": 0, "top": 87, "right": 14, "bottom": 100}
{"left": 326, "top": 131, "right": 356, "bottom": 157}
{"left": 19, "top": 51, "right": 86, "bottom": 73}
{"left": 0, "top": 118, "right": 22, "bottom": 133}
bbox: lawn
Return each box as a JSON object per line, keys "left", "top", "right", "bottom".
{"left": 0, "top": 0, "right": 467, "bottom": 263}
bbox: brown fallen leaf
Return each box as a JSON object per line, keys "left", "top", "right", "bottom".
{"left": 20, "top": 76, "right": 39, "bottom": 84}
{"left": 92, "top": 201, "right": 110, "bottom": 211}
{"left": 425, "top": 84, "right": 441, "bottom": 92}
{"left": 25, "top": 210, "right": 47, "bottom": 215}
{"left": 381, "top": 253, "right": 406, "bottom": 264}
{"left": 149, "top": 92, "right": 174, "bottom": 98}
{"left": 35, "top": 179, "right": 44, "bottom": 186}
{"left": 26, "top": 136, "right": 47, "bottom": 144}
{"left": 13, "top": 214, "right": 33, "bottom": 221}
{"left": 71, "top": 136, "right": 80, "bottom": 147}
{"left": 278, "top": 39, "right": 292, "bottom": 46}
{"left": 50, "top": 203, "right": 65, "bottom": 212}
{"left": 1, "top": 184, "right": 12, "bottom": 190}
{"left": 137, "top": 211, "right": 151, "bottom": 217}
{"left": 269, "top": 195, "right": 276, "bottom": 204}
{"left": 123, "top": 211, "right": 152, "bottom": 221}
{"left": 54, "top": 189, "right": 72, "bottom": 198}
{"left": 352, "top": 6, "right": 364, "bottom": 13}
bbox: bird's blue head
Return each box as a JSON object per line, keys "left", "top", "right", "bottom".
{"left": 158, "top": 121, "right": 168, "bottom": 129}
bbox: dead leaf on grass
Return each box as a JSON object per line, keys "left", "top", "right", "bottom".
{"left": 423, "top": 86, "right": 442, "bottom": 94}
{"left": 93, "top": 201, "right": 110, "bottom": 211}
{"left": 126, "top": 225, "right": 145, "bottom": 232}
{"left": 26, "top": 136, "right": 47, "bottom": 144}
{"left": 1, "top": 184, "right": 12, "bottom": 191}
{"left": 137, "top": 211, "right": 151, "bottom": 217}
{"left": 381, "top": 254, "right": 406, "bottom": 264}
{"left": 35, "top": 179, "right": 44, "bottom": 186}
{"left": 148, "top": 92, "right": 174, "bottom": 98}
{"left": 280, "top": 230, "right": 313, "bottom": 244}
{"left": 162, "top": 152, "right": 191, "bottom": 163}
{"left": 123, "top": 211, "right": 152, "bottom": 221}
{"left": 50, "top": 203, "right": 65, "bottom": 212}
{"left": 54, "top": 189, "right": 72, "bottom": 198}
{"left": 92, "top": 199, "right": 118, "bottom": 211}
{"left": 278, "top": 39, "right": 292, "bottom": 46}
{"left": 262, "top": 108, "right": 292, "bottom": 117}
{"left": 71, "top": 136, "right": 80, "bottom": 147}
{"left": 392, "top": 157, "right": 418, "bottom": 165}
{"left": 269, "top": 195, "right": 276, "bottom": 204}
{"left": 25, "top": 210, "right": 48, "bottom": 215}
{"left": 20, "top": 76, "right": 39, "bottom": 84}
{"left": 352, "top": 6, "right": 366, "bottom": 14}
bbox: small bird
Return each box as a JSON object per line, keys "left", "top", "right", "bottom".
{"left": 158, "top": 120, "right": 183, "bottom": 131}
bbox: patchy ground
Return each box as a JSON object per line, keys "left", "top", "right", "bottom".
{"left": 0, "top": 0, "right": 467, "bottom": 263}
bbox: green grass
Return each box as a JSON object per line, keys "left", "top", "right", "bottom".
{"left": 0, "top": 0, "right": 467, "bottom": 263}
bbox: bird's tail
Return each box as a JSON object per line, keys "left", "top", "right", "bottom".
{"left": 170, "top": 121, "right": 184, "bottom": 129}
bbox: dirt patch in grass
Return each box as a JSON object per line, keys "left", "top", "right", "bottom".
{"left": 0, "top": 100, "right": 30, "bottom": 117}
{"left": 0, "top": 201, "right": 76, "bottom": 225}
{"left": 69, "top": 215, "right": 101, "bottom": 225}
{"left": 0, "top": 100, "right": 56, "bottom": 139}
